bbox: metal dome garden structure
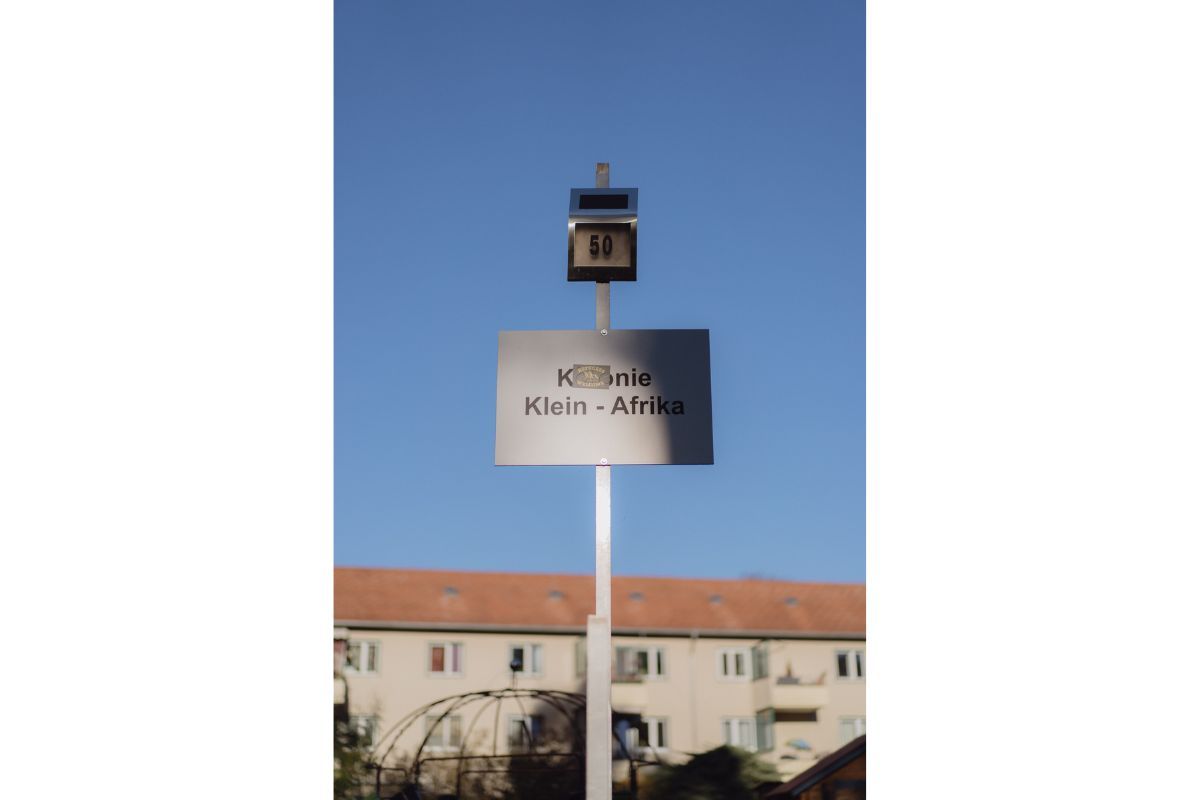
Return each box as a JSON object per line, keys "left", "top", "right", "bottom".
{"left": 364, "top": 687, "right": 661, "bottom": 799}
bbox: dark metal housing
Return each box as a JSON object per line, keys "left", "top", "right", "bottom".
{"left": 567, "top": 188, "right": 638, "bottom": 282}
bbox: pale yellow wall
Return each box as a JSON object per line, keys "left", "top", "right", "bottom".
{"left": 342, "top": 630, "right": 579, "bottom": 765}
{"left": 756, "top": 638, "right": 866, "bottom": 776}
{"left": 340, "top": 628, "right": 864, "bottom": 772}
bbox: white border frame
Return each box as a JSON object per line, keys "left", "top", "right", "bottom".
{"left": 716, "top": 647, "right": 752, "bottom": 682}
{"left": 426, "top": 641, "right": 465, "bottom": 678}
{"left": 343, "top": 639, "right": 381, "bottom": 676}
{"left": 423, "top": 713, "right": 465, "bottom": 751}
{"left": 506, "top": 642, "right": 545, "bottom": 678}
{"left": 834, "top": 648, "right": 865, "bottom": 681}
{"left": 720, "top": 716, "right": 758, "bottom": 751}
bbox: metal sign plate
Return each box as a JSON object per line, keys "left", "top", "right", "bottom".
{"left": 572, "top": 223, "right": 632, "bottom": 268}
{"left": 495, "top": 330, "right": 714, "bottom": 465}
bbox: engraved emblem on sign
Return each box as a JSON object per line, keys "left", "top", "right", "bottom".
{"left": 573, "top": 364, "right": 611, "bottom": 389}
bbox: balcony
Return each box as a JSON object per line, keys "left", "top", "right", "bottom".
{"left": 752, "top": 673, "right": 829, "bottom": 712}
{"left": 611, "top": 675, "right": 649, "bottom": 712}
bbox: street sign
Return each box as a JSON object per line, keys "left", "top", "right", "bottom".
{"left": 495, "top": 329, "right": 713, "bottom": 465}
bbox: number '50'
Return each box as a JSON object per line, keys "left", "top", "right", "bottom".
{"left": 589, "top": 234, "right": 613, "bottom": 258}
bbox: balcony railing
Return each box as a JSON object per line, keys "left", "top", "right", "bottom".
{"left": 753, "top": 672, "right": 829, "bottom": 711}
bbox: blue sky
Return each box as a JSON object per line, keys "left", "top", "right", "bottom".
{"left": 335, "top": 1, "right": 864, "bottom": 581}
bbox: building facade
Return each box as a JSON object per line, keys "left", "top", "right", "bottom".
{"left": 335, "top": 567, "right": 865, "bottom": 781}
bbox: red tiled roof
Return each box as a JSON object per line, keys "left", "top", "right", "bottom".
{"left": 335, "top": 567, "right": 865, "bottom": 638}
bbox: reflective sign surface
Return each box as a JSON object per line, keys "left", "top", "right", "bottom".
{"left": 495, "top": 330, "right": 714, "bottom": 465}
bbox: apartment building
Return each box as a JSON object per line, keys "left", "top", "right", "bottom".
{"left": 334, "top": 567, "right": 865, "bottom": 780}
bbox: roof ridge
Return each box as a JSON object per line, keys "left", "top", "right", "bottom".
{"left": 333, "top": 565, "right": 863, "bottom": 587}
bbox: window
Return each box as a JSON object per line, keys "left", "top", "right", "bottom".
{"left": 575, "top": 637, "right": 587, "bottom": 677}
{"left": 721, "top": 717, "right": 757, "bottom": 751}
{"left": 349, "top": 715, "right": 378, "bottom": 746}
{"left": 718, "top": 647, "right": 751, "bottom": 680}
{"left": 508, "top": 643, "right": 544, "bottom": 676}
{"left": 428, "top": 642, "right": 464, "bottom": 676}
{"left": 507, "top": 714, "right": 544, "bottom": 751}
{"left": 752, "top": 642, "right": 770, "bottom": 680}
{"left": 616, "top": 645, "right": 665, "bottom": 680}
{"left": 627, "top": 717, "right": 668, "bottom": 751}
{"left": 836, "top": 649, "right": 865, "bottom": 680}
{"left": 755, "top": 710, "right": 775, "bottom": 752}
{"left": 344, "top": 640, "right": 380, "bottom": 674}
{"left": 838, "top": 716, "right": 866, "bottom": 744}
{"left": 424, "top": 714, "right": 463, "bottom": 749}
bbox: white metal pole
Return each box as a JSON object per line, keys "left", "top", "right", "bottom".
{"left": 596, "top": 283, "right": 610, "bottom": 330}
{"left": 586, "top": 162, "right": 613, "bottom": 800}
{"left": 585, "top": 612, "right": 611, "bottom": 798}
{"left": 595, "top": 465, "right": 612, "bottom": 619}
